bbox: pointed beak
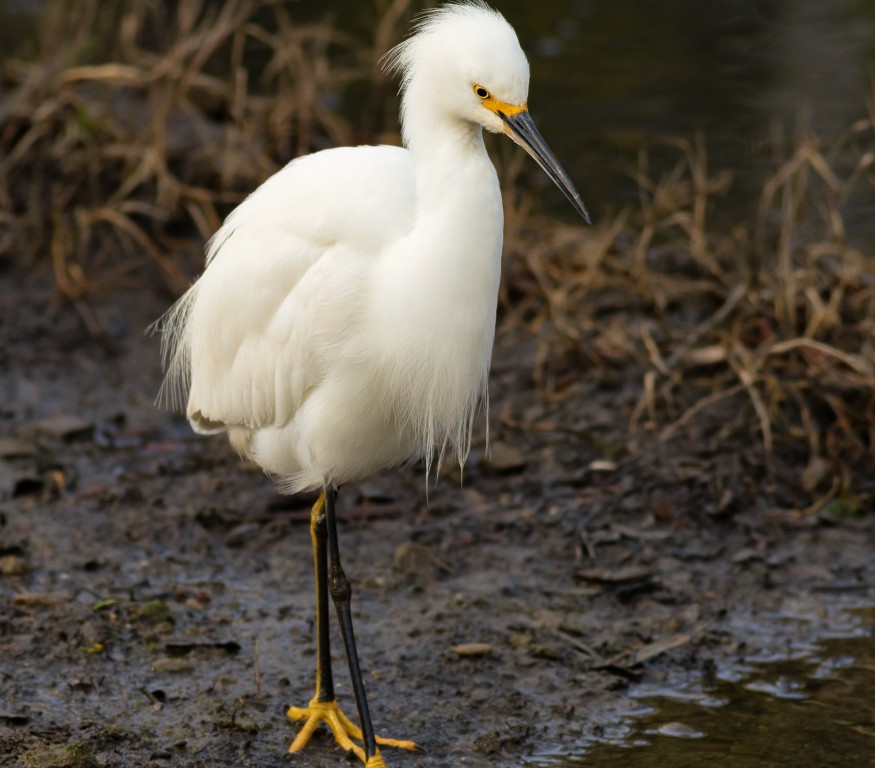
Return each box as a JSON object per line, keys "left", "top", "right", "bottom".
{"left": 496, "top": 107, "right": 591, "bottom": 225}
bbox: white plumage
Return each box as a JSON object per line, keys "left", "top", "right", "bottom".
{"left": 157, "top": 4, "right": 589, "bottom": 764}
{"left": 157, "top": 0, "right": 588, "bottom": 494}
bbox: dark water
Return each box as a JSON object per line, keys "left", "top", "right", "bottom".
{"left": 298, "top": 0, "right": 875, "bottom": 224}
{"left": 5, "top": 0, "right": 874, "bottom": 221}
{"left": 508, "top": 0, "right": 875, "bottom": 208}
{"left": 279, "top": 0, "right": 875, "bottom": 239}
{"left": 526, "top": 604, "right": 875, "bottom": 767}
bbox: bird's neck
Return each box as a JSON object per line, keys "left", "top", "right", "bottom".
{"left": 400, "top": 90, "right": 495, "bottom": 212}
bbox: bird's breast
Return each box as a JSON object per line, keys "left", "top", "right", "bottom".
{"left": 360, "top": 186, "right": 503, "bottom": 456}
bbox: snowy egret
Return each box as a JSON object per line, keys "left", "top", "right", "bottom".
{"left": 157, "top": 2, "right": 589, "bottom": 765}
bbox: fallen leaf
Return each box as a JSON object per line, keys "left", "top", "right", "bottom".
{"left": 0, "top": 438, "right": 35, "bottom": 459}
{"left": 481, "top": 442, "right": 527, "bottom": 472}
{"left": 151, "top": 657, "right": 195, "bottom": 673}
{"left": 31, "top": 414, "right": 94, "bottom": 440}
{"left": 0, "top": 555, "right": 30, "bottom": 575}
{"left": 576, "top": 566, "right": 654, "bottom": 586}
{"left": 630, "top": 633, "right": 691, "bottom": 665}
{"left": 802, "top": 455, "right": 830, "bottom": 492}
{"left": 588, "top": 460, "right": 617, "bottom": 472}
{"left": 12, "top": 591, "right": 70, "bottom": 608}
{"left": 452, "top": 643, "right": 493, "bottom": 657}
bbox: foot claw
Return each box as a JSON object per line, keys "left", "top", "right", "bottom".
{"left": 287, "top": 697, "right": 418, "bottom": 764}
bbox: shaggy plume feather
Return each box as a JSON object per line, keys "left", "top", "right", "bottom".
{"left": 381, "top": 1, "right": 502, "bottom": 86}
{"left": 381, "top": 1, "right": 509, "bottom": 148}
{"left": 153, "top": 283, "right": 197, "bottom": 413}
{"left": 153, "top": 216, "right": 238, "bottom": 415}
{"left": 152, "top": 0, "right": 551, "bottom": 497}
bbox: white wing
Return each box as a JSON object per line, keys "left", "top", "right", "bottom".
{"left": 158, "top": 144, "right": 415, "bottom": 434}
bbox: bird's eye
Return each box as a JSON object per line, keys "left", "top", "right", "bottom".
{"left": 473, "top": 85, "right": 490, "bottom": 99}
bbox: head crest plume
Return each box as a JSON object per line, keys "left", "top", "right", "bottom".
{"left": 380, "top": 1, "right": 505, "bottom": 92}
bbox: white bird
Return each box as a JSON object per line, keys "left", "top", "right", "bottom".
{"left": 157, "top": 2, "right": 589, "bottom": 766}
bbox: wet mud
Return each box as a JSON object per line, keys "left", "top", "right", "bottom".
{"left": 1, "top": 271, "right": 873, "bottom": 767}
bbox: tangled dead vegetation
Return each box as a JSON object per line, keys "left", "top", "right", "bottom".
{"left": 504, "top": 128, "right": 875, "bottom": 512}
{"left": 2, "top": 1, "right": 873, "bottom": 510}
{"left": 0, "top": 0, "right": 380, "bottom": 326}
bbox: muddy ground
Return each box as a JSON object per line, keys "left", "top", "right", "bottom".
{"left": 1, "top": 267, "right": 873, "bottom": 768}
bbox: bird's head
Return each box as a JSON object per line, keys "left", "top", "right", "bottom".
{"left": 383, "top": 1, "right": 590, "bottom": 223}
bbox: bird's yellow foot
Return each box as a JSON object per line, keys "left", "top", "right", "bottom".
{"left": 287, "top": 696, "right": 418, "bottom": 765}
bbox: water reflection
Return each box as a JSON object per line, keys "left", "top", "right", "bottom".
{"left": 527, "top": 607, "right": 875, "bottom": 767}
{"left": 506, "top": 0, "right": 875, "bottom": 215}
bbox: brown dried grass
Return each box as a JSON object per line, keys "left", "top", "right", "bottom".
{"left": 0, "top": 0, "right": 372, "bottom": 325}
{"left": 503, "top": 126, "right": 875, "bottom": 510}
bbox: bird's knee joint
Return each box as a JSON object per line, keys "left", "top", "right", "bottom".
{"left": 310, "top": 510, "right": 327, "bottom": 537}
{"left": 328, "top": 567, "right": 352, "bottom": 604}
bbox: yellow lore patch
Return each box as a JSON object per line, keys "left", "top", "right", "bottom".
{"left": 481, "top": 95, "right": 528, "bottom": 117}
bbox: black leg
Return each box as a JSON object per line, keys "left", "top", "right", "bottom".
{"left": 310, "top": 493, "right": 335, "bottom": 703}
{"left": 324, "top": 483, "right": 379, "bottom": 761}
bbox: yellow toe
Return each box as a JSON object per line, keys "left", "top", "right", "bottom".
{"left": 287, "top": 696, "right": 419, "bottom": 764}
{"left": 288, "top": 698, "right": 364, "bottom": 761}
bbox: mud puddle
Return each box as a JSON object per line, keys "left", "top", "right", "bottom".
{"left": 528, "top": 603, "right": 875, "bottom": 767}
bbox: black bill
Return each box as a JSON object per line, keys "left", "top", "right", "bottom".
{"left": 498, "top": 109, "right": 591, "bottom": 225}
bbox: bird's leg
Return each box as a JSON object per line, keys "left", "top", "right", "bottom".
{"left": 287, "top": 492, "right": 362, "bottom": 759}
{"left": 287, "top": 488, "right": 419, "bottom": 765}
{"left": 324, "top": 482, "right": 384, "bottom": 767}
{"left": 310, "top": 491, "right": 335, "bottom": 703}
